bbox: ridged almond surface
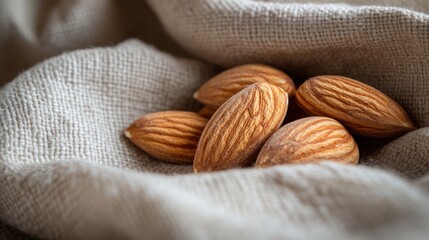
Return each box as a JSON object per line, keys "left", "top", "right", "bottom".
{"left": 194, "top": 64, "right": 295, "bottom": 109}
{"left": 295, "top": 75, "right": 416, "bottom": 138}
{"left": 256, "top": 117, "right": 359, "bottom": 167}
{"left": 193, "top": 82, "right": 288, "bottom": 173}
{"left": 125, "top": 111, "right": 208, "bottom": 164}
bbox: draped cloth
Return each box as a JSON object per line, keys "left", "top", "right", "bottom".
{"left": 1, "top": 0, "right": 429, "bottom": 239}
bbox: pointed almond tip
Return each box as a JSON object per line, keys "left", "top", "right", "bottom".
{"left": 193, "top": 91, "right": 199, "bottom": 100}
{"left": 403, "top": 118, "right": 418, "bottom": 132}
{"left": 124, "top": 130, "right": 132, "bottom": 139}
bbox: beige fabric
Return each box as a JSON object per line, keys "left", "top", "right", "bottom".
{"left": 1, "top": 0, "right": 429, "bottom": 239}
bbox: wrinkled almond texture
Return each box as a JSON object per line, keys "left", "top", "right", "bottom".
{"left": 295, "top": 75, "right": 416, "bottom": 138}
{"left": 256, "top": 117, "right": 359, "bottom": 167}
{"left": 194, "top": 82, "right": 288, "bottom": 173}
{"left": 194, "top": 63, "right": 295, "bottom": 109}
{"left": 125, "top": 111, "right": 208, "bottom": 164}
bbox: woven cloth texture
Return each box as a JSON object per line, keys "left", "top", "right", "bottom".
{"left": 1, "top": 0, "right": 429, "bottom": 239}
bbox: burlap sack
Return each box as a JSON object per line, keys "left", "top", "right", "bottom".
{"left": 1, "top": 0, "right": 428, "bottom": 239}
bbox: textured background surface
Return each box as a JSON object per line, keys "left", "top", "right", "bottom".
{"left": 1, "top": 0, "right": 429, "bottom": 239}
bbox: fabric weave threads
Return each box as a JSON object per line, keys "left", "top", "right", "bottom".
{"left": 1, "top": 0, "right": 429, "bottom": 239}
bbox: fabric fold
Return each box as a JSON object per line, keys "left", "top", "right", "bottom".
{"left": 147, "top": 0, "right": 429, "bottom": 126}
{"left": 2, "top": 160, "right": 429, "bottom": 240}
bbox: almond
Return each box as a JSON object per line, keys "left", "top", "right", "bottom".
{"left": 256, "top": 117, "right": 359, "bottom": 167}
{"left": 193, "top": 82, "right": 288, "bottom": 173}
{"left": 125, "top": 111, "right": 208, "bottom": 164}
{"left": 295, "top": 75, "right": 416, "bottom": 138}
{"left": 197, "top": 106, "right": 217, "bottom": 119}
{"left": 193, "top": 64, "right": 295, "bottom": 109}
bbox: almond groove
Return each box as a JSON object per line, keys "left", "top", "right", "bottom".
{"left": 194, "top": 82, "right": 288, "bottom": 172}
{"left": 194, "top": 64, "right": 295, "bottom": 109}
{"left": 295, "top": 75, "right": 416, "bottom": 137}
{"left": 125, "top": 111, "right": 208, "bottom": 164}
{"left": 256, "top": 117, "right": 359, "bottom": 167}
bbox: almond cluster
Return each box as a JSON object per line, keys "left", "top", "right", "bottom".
{"left": 125, "top": 64, "right": 416, "bottom": 173}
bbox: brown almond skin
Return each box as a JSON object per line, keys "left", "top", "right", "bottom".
{"left": 125, "top": 111, "right": 208, "bottom": 164}
{"left": 193, "top": 82, "right": 288, "bottom": 173}
{"left": 256, "top": 117, "right": 359, "bottom": 167}
{"left": 194, "top": 64, "right": 295, "bottom": 109}
{"left": 197, "top": 106, "right": 217, "bottom": 119}
{"left": 295, "top": 75, "right": 417, "bottom": 138}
